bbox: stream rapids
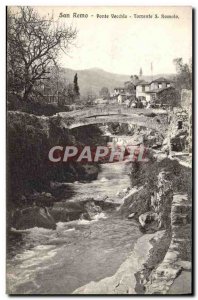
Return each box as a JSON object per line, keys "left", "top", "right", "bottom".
{"left": 7, "top": 148, "right": 142, "bottom": 294}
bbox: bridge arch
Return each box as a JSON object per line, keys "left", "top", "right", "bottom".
{"left": 58, "top": 107, "right": 168, "bottom": 134}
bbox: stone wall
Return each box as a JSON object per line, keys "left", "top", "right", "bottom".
{"left": 145, "top": 193, "right": 192, "bottom": 294}
{"left": 168, "top": 89, "right": 192, "bottom": 153}
{"left": 73, "top": 178, "right": 192, "bottom": 294}
{"left": 168, "top": 107, "right": 191, "bottom": 152}
{"left": 181, "top": 89, "right": 192, "bottom": 108}
{"left": 138, "top": 171, "right": 173, "bottom": 232}
{"left": 73, "top": 230, "right": 170, "bottom": 295}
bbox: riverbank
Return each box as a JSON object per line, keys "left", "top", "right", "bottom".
{"left": 73, "top": 157, "right": 192, "bottom": 295}
{"left": 74, "top": 194, "right": 191, "bottom": 295}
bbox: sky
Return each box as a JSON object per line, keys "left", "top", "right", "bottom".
{"left": 33, "top": 6, "right": 192, "bottom": 75}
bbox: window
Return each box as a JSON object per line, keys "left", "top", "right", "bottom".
{"left": 178, "top": 121, "right": 183, "bottom": 129}
{"left": 142, "top": 86, "right": 145, "bottom": 92}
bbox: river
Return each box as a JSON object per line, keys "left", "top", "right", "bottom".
{"left": 7, "top": 159, "right": 142, "bottom": 294}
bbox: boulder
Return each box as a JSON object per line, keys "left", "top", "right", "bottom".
{"left": 81, "top": 201, "right": 102, "bottom": 220}
{"left": 28, "top": 192, "right": 55, "bottom": 207}
{"left": 50, "top": 200, "right": 84, "bottom": 222}
{"left": 51, "top": 199, "right": 103, "bottom": 222}
{"left": 139, "top": 212, "right": 159, "bottom": 232}
{"left": 12, "top": 206, "right": 56, "bottom": 230}
{"left": 77, "top": 164, "right": 99, "bottom": 181}
{"left": 128, "top": 212, "right": 136, "bottom": 219}
{"left": 119, "top": 187, "right": 150, "bottom": 218}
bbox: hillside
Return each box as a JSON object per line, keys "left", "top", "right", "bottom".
{"left": 59, "top": 67, "right": 175, "bottom": 98}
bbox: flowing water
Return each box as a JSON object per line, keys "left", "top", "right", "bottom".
{"left": 7, "top": 162, "right": 142, "bottom": 294}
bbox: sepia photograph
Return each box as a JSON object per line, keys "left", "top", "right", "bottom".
{"left": 6, "top": 6, "right": 192, "bottom": 295}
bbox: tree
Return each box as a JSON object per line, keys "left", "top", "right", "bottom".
{"left": 173, "top": 58, "right": 192, "bottom": 92}
{"left": 7, "top": 7, "right": 77, "bottom": 101}
{"left": 124, "top": 81, "right": 135, "bottom": 94}
{"left": 157, "top": 88, "right": 180, "bottom": 107}
{"left": 73, "top": 73, "right": 80, "bottom": 98}
{"left": 86, "top": 89, "right": 97, "bottom": 103}
{"left": 139, "top": 67, "right": 143, "bottom": 78}
{"left": 99, "top": 87, "right": 110, "bottom": 99}
{"left": 130, "top": 75, "right": 139, "bottom": 85}
{"left": 64, "top": 83, "right": 75, "bottom": 105}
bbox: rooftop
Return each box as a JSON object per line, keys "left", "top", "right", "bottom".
{"left": 136, "top": 80, "right": 150, "bottom": 86}
{"left": 145, "top": 86, "right": 174, "bottom": 94}
{"left": 150, "top": 77, "right": 172, "bottom": 83}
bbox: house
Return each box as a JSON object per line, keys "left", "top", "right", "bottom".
{"left": 150, "top": 77, "right": 171, "bottom": 90}
{"left": 113, "top": 87, "right": 125, "bottom": 96}
{"left": 117, "top": 93, "right": 128, "bottom": 104}
{"left": 136, "top": 80, "right": 150, "bottom": 101}
{"left": 113, "top": 85, "right": 136, "bottom": 105}
{"left": 112, "top": 77, "right": 174, "bottom": 107}
{"left": 94, "top": 98, "right": 109, "bottom": 105}
{"left": 136, "top": 77, "right": 174, "bottom": 106}
{"left": 147, "top": 86, "right": 178, "bottom": 107}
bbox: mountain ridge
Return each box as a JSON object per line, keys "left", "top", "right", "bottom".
{"left": 59, "top": 67, "right": 175, "bottom": 97}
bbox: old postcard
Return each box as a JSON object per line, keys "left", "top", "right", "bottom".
{"left": 6, "top": 6, "right": 192, "bottom": 295}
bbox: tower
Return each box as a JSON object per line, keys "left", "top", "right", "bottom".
{"left": 151, "top": 62, "right": 153, "bottom": 81}
{"left": 139, "top": 67, "right": 143, "bottom": 78}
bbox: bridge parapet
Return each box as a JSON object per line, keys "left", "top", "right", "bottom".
{"left": 84, "top": 106, "right": 168, "bottom": 118}
{"left": 59, "top": 106, "right": 167, "bottom": 119}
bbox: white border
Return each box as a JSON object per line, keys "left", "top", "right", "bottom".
{"left": 1, "top": 1, "right": 196, "bottom": 299}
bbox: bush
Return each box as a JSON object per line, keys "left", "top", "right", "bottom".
{"left": 130, "top": 152, "right": 192, "bottom": 199}
{"left": 7, "top": 96, "right": 70, "bottom": 116}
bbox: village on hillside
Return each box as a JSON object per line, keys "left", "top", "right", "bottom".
{"left": 30, "top": 66, "right": 189, "bottom": 111}
{"left": 94, "top": 73, "right": 177, "bottom": 109}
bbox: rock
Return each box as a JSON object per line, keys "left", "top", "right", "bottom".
{"left": 167, "top": 271, "right": 192, "bottom": 294}
{"left": 123, "top": 187, "right": 130, "bottom": 194}
{"left": 12, "top": 206, "right": 56, "bottom": 230}
{"left": 28, "top": 192, "right": 55, "bottom": 207}
{"left": 163, "top": 250, "right": 180, "bottom": 263}
{"left": 77, "top": 164, "right": 99, "bottom": 181}
{"left": 145, "top": 194, "right": 192, "bottom": 294}
{"left": 128, "top": 213, "right": 136, "bottom": 219}
{"left": 73, "top": 230, "right": 169, "bottom": 295}
{"left": 51, "top": 199, "right": 103, "bottom": 222}
{"left": 51, "top": 200, "right": 85, "bottom": 222}
{"left": 139, "top": 212, "right": 159, "bottom": 232}
{"left": 81, "top": 201, "right": 102, "bottom": 220}
{"left": 116, "top": 191, "right": 121, "bottom": 196}
{"left": 119, "top": 187, "right": 150, "bottom": 218}
{"left": 153, "top": 171, "right": 173, "bottom": 229}
{"left": 176, "top": 260, "right": 191, "bottom": 271}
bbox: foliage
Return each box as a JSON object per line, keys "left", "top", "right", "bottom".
{"left": 58, "top": 83, "right": 75, "bottom": 106}
{"left": 157, "top": 88, "right": 180, "bottom": 107}
{"left": 173, "top": 58, "right": 192, "bottom": 93}
{"left": 124, "top": 81, "right": 136, "bottom": 94}
{"left": 130, "top": 152, "right": 192, "bottom": 199}
{"left": 130, "top": 75, "right": 139, "bottom": 85}
{"left": 7, "top": 6, "right": 77, "bottom": 101}
{"left": 73, "top": 73, "right": 80, "bottom": 97}
{"left": 99, "top": 87, "right": 110, "bottom": 99}
{"left": 7, "top": 112, "right": 101, "bottom": 207}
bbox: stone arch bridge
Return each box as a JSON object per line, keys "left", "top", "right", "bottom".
{"left": 58, "top": 106, "right": 169, "bottom": 134}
